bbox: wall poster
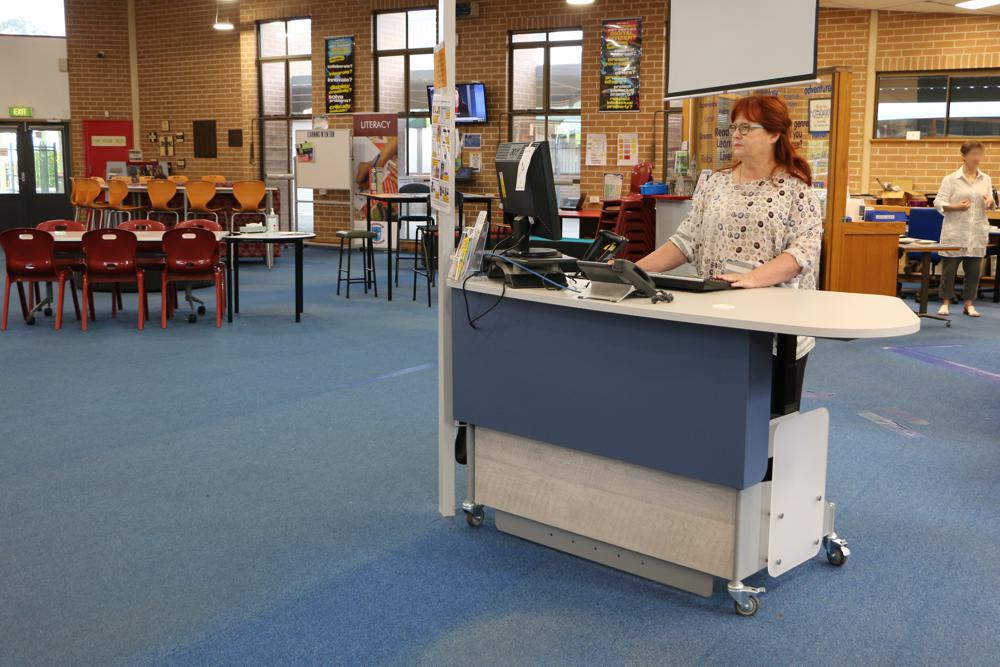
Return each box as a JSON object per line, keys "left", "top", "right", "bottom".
{"left": 600, "top": 18, "right": 642, "bottom": 112}
{"left": 325, "top": 35, "right": 355, "bottom": 114}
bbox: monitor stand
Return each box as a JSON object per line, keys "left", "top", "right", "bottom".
{"left": 490, "top": 216, "right": 567, "bottom": 288}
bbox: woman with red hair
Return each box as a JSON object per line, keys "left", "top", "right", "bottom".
{"left": 637, "top": 94, "right": 822, "bottom": 413}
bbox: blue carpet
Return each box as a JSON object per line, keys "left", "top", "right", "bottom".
{"left": 1, "top": 249, "right": 999, "bottom": 666}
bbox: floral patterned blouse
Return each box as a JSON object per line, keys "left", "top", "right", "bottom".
{"left": 669, "top": 169, "right": 823, "bottom": 290}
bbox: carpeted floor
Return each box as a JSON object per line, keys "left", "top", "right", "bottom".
{"left": 1, "top": 247, "right": 998, "bottom": 666}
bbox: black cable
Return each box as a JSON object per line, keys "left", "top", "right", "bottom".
{"left": 462, "top": 271, "right": 506, "bottom": 330}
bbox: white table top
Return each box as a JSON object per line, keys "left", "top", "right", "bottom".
{"left": 452, "top": 276, "right": 920, "bottom": 339}
{"left": 227, "top": 231, "right": 316, "bottom": 241}
{"left": 51, "top": 230, "right": 227, "bottom": 242}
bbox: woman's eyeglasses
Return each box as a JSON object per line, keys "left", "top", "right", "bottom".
{"left": 728, "top": 123, "right": 765, "bottom": 136}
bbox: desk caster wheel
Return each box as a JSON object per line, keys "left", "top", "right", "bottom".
{"left": 44, "top": 307, "right": 52, "bottom": 316}
{"left": 945, "top": 321, "right": 952, "bottom": 328}
{"left": 465, "top": 505, "right": 485, "bottom": 527}
{"left": 827, "top": 546, "right": 848, "bottom": 566}
{"left": 187, "top": 314, "right": 197, "bottom": 323}
{"left": 26, "top": 316, "right": 36, "bottom": 326}
{"left": 198, "top": 306, "right": 206, "bottom": 315}
{"left": 824, "top": 533, "right": 850, "bottom": 566}
{"left": 734, "top": 597, "right": 758, "bottom": 617}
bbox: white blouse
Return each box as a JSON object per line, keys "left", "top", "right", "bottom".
{"left": 933, "top": 168, "right": 993, "bottom": 258}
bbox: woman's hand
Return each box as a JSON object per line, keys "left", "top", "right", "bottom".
{"left": 715, "top": 272, "right": 762, "bottom": 288}
{"left": 985, "top": 195, "right": 994, "bottom": 211}
{"left": 952, "top": 199, "right": 972, "bottom": 212}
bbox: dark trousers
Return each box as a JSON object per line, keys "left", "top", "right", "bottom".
{"left": 771, "top": 335, "right": 808, "bottom": 417}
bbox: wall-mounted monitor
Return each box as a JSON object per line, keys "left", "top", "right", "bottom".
{"left": 427, "top": 82, "right": 488, "bottom": 123}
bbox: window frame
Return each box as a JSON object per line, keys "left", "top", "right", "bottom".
{"left": 874, "top": 68, "right": 1000, "bottom": 139}
{"left": 256, "top": 17, "right": 313, "bottom": 179}
{"left": 372, "top": 6, "right": 438, "bottom": 176}
{"left": 507, "top": 29, "right": 583, "bottom": 188}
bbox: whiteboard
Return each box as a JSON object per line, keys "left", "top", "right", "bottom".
{"left": 294, "top": 129, "right": 353, "bottom": 190}
{"left": 667, "top": 0, "right": 818, "bottom": 99}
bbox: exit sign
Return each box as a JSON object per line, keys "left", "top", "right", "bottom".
{"left": 9, "top": 107, "right": 33, "bottom": 118}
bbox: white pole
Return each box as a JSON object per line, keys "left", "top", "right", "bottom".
{"left": 436, "top": 0, "right": 457, "bottom": 516}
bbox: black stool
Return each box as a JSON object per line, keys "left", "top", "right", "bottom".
{"left": 413, "top": 224, "right": 438, "bottom": 307}
{"left": 336, "top": 230, "right": 378, "bottom": 298}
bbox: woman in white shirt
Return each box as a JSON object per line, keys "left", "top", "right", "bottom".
{"left": 933, "top": 140, "right": 994, "bottom": 318}
{"left": 637, "top": 95, "right": 822, "bottom": 415}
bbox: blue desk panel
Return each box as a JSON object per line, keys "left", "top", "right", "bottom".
{"left": 452, "top": 290, "right": 773, "bottom": 490}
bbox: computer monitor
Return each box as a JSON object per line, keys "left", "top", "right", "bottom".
{"left": 494, "top": 140, "right": 562, "bottom": 259}
{"left": 426, "top": 83, "right": 488, "bottom": 123}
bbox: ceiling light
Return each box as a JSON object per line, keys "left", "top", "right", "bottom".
{"left": 213, "top": 1, "right": 234, "bottom": 30}
{"left": 956, "top": 1, "right": 1000, "bottom": 10}
{"left": 566, "top": 0, "right": 595, "bottom": 5}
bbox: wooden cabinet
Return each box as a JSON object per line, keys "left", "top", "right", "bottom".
{"left": 828, "top": 222, "right": 906, "bottom": 296}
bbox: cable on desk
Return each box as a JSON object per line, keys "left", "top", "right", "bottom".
{"left": 462, "top": 254, "right": 580, "bottom": 330}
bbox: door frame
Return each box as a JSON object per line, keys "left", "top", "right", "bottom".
{"left": 0, "top": 121, "right": 73, "bottom": 228}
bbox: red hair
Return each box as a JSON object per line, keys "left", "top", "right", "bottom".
{"left": 730, "top": 95, "right": 811, "bottom": 186}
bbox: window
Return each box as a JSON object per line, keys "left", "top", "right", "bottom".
{"left": 876, "top": 71, "right": 1000, "bottom": 138}
{"left": 509, "top": 30, "right": 583, "bottom": 200}
{"left": 258, "top": 18, "right": 313, "bottom": 231}
{"left": 0, "top": 0, "right": 65, "bottom": 36}
{"left": 374, "top": 8, "right": 437, "bottom": 175}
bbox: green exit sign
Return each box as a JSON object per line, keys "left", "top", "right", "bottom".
{"left": 9, "top": 107, "right": 33, "bottom": 118}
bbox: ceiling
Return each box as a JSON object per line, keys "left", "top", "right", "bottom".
{"left": 821, "top": 0, "right": 1000, "bottom": 16}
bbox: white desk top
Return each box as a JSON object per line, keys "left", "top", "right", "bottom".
{"left": 452, "top": 277, "right": 920, "bottom": 339}
{"left": 228, "top": 231, "right": 315, "bottom": 241}
{"left": 51, "top": 231, "right": 227, "bottom": 242}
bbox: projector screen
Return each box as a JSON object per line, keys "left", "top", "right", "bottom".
{"left": 667, "top": 0, "right": 818, "bottom": 99}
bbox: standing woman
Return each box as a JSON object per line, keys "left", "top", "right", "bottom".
{"left": 637, "top": 95, "right": 822, "bottom": 415}
{"left": 934, "top": 140, "right": 994, "bottom": 318}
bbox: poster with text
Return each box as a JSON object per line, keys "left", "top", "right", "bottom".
{"left": 617, "top": 132, "right": 639, "bottom": 166}
{"left": 352, "top": 114, "right": 399, "bottom": 229}
{"left": 431, "top": 93, "right": 455, "bottom": 213}
{"left": 325, "top": 35, "right": 354, "bottom": 114}
{"left": 600, "top": 18, "right": 642, "bottom": 112}
{"left": 586, "top": 133, "right": 607, "bottom": 166}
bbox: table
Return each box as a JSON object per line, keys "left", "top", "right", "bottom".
{"left": 225, "top": 231, "right": 315, "bottom": 322}
{"left": 363, "top": 192, "right": 430, "bottom": 301}
{"left": 990, "top": 229, "right": 1000, "bottom": 303}
{"left": 559, "top": 208, "right": 601, "bottom": 239}
{"left": 449, "top": 277, "right": 918, "bottom": 615}
{"left": 899, "top": 242, "right": 961, "bottom": 325}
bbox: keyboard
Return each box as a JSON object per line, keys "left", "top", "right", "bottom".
{"left": 647, "top": 273, "right": 733, "bottom": 292}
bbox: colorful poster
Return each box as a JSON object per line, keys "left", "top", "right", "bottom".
{"left": 352, "top": 114, "right": 399, "bottom": 227}
{"left": 431, "top": 93, "right": 455, "bottom": 212}
{"left": 600, "top": 18, "right": 642, "bottom": 112}
{"left": 325, "top": 35, "right": 354, "bottom": 114}
{"left": 617, "top": 132, "right": 639, "bottom": 166}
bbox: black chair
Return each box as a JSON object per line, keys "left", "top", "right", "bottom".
{"left": 413, "top": 192, "right": 462, "bottom": 307}
{"left": 395, "top": 183, "right": 433, "bottom": 287}
{"left": 336, "top": 230, "right": 378, "bottom": 298}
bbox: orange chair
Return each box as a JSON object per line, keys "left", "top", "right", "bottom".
{"left": 69, "top": 177, "right": 89, "bottom": 224}
{"left": 78, "top": 178, "right": 111, "bottom": 229}
{"left": 231, "top": 180, "right": 267, "bottom": 231}
{"left": 106, "top": 179, "right": 144, "bottom": 226}
{"left": 146, "top": 179, "right": 182, "bottom": 227}
{"left": 201, "top": 175, "right": 227, "bottom": 183}
{"left": 185, "top": 181, "right": 226, "bottom": 226}
{"left": 167, "top": 175, "right": 189, "bottom": 184}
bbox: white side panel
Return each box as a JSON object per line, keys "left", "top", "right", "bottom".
{"left": 767, "top": 408, "right": 829, "bottom": 577}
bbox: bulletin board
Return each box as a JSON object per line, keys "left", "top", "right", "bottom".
{"left": 294, "top": 128, "right": 352, "bottom": 190}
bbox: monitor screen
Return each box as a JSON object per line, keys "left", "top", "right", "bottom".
{"left": 426, "top": 83, "right": 488, "bottom": 123}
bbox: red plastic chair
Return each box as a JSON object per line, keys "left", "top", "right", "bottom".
{"left": 34, "top": 221, "right": 85, "bottom": 321}
{"left": 629, "top": 162, "right": 654, "bottom": 194}
{"left": 118, "top": 219, "right": 166, "bottom": 232}
{"left": 176, "top": 218, "right": 224, "bottom": 231}
{"left": 612, "top": 195, "right": 655, "bottom": 263}
{"left": 37, "top": 220, "right": 86, "bottom": 232}
{"left": 0, "top": 228, "right": 78, "bottom": 330}
{"left": 161, "top": 227, "right": 225, "bottom": 328}
{"left": 81, "top": 229, "right": 147, "bottom": 331}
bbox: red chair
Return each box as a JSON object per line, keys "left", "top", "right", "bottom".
{"left": 34, "top": 221, "right": 85, "bottom": 321}
{"left": 161, "top": 227, "right": 225, "bottom": 328}
{"left": 612, "top": 195, "right": 655, "bottom": 263}
{"left": 1, "top": 228, "right": 78, "bottom": 330}
{"left": 176, "top": 218, "right": 224, "bottom": 231}
{"left": 118, "top": 219, "right": 166, "bottom": 232}
{"left": 597, "top": 162, "right": 655, "bottom": 237}
{"left": 81, "top": 229, "right": 147, "bottom": 331}
{"left": 629, "top": 162, "right": 654, "bottom": 194}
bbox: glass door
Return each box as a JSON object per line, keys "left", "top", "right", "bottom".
{"left": 0, "top": 122, "right": 71, "bottom": 231}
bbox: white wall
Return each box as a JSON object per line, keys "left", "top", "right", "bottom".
{"left": 0, "top": 35, "right": 70, "bottom": 120}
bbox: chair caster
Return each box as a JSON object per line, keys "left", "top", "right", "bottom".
{"left": 734, "top": 596, "right": 758, "bottom": 617}
{"left": 26, "top": 316, "right": 36, "bottom": 326}
{"left": 824, "top": 533, "right": 850, "bottom": 566}
{"left": 187, "top": 314, "right": 197, "bottom": 323}
{"left": 44, "top": 307, "right": 53, "bottom": 316}
{"left": 198, "top": 306, "right": 206, "bottom": 315}
{"left": 946, "top": 321, "right": 952, "bottom": 328}
{"left": 462, "top": 501, "right": 485, "bottom": 527}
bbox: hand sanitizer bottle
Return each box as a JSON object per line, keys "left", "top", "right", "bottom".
{"left": 266, "top": 208, "right": 278, "bottom": 233}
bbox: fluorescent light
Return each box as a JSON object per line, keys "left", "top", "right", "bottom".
{"left": 213, "top": 21, "right": 234, "bottom": 30}
{"left": 956, "top": 1, "right": 1000, "bottom": 10}
{"left": 566, "top": 0, "right": 595, "bottom": 5}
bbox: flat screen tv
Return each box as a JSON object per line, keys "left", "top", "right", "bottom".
{"left": 426, "top": 82, "right": 488, "bottom": 123}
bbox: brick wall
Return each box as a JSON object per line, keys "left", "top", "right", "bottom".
{"left": 64, "top": 2, "right": 1000, "bottom": 241}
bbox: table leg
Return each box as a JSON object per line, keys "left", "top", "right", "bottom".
{"left": 993, "top": 241, "right": 999, "bottom": 303}
{"left": 387, "top": 202, "right": 394, "bottom": 302}
{"left": 234, "top": 242, "right": 241, "bottom": 314}
{"left": 295, "top": 240, "right": 303, "bottom": 322}
{"left": 182, "top": 189, "right": 188, "bottom": 219}
{"left": 226, "top": 240, "right": 234, "bottom": 323}
{"left": 918, "top": 253, "right": 930, "bottom": 315}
